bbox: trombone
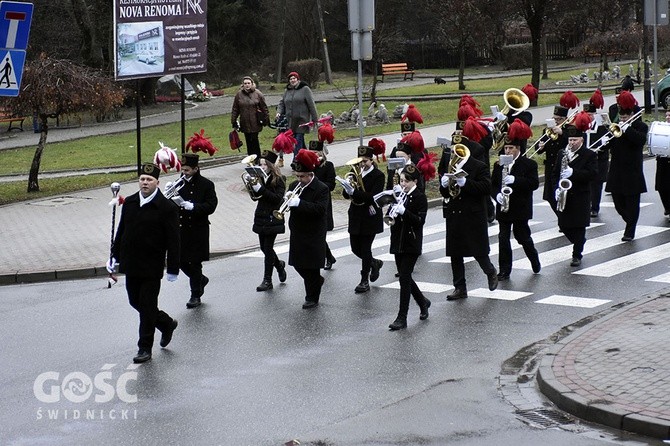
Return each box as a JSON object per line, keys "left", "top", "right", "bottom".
{"left": 525, "top": 110, "right": 579, "bottom": 159}
{"left": 587, "top": 109, "right": 643, "bottom": 150}
{"left": 241, "top": 154, "right": 268, "bottom": 201}
{"left": 272, "top": 183, "right": 305, "bottom": 220}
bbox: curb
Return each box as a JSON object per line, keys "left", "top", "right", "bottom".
{"left": 536, "top": 293, "right": 670, "bottom": 440}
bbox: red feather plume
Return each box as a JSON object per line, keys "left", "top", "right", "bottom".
{"left": 417, "top": 152, "right": 437, "bottom": 181}
{"left": 400, "top": 131, "right": 425, "bottom": 153}
{"left": 617, "top": 90, "right": 638, "bottom": 110}
{"left": 401, "top": 104, "right": 423, "bottom": 124}
{"left": 559, "top": 90, "right": 580, "bottom": 109}
{"left": 294, "top": 149, "right": 319, "bottom": 171}
{"left": 186, "top": 129, "right": 218, "bottom": 156}
{"left": 457, "top": 104, "right": 483, "bottom": 121}
{"left": 317, "top": 123, "right": 335, "bottom": 143}
{"left": 521, "top": 83, "right": 539, "bottom": 102}
{"left": 272, "top": 130, "right": 297, "bottom": 155}
{"left": 459, "top": 94, "right": 480, "bottom": 109}
{"left": 368, "top": 138, "right": 386, "bottom": 162}
{"left": 590, "top": 89, "right": 605, "bottom": 109}
{"left": 573, "top": 111, "right": 593, "bottom": 132}
{"left": 508, "top": 119, "right": 533, "bottom": 141}
{"left": 462, "top": 116, "right": 489, "bottom": 143}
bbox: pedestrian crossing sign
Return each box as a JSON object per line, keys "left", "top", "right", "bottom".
{"left": 0, "top": 48, "right": 24, "bottom": 97}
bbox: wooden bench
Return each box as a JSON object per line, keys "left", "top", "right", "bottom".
{"left": 380, "top": 62, "right": 415, "bottom": 82}
{"left": 0, "top": 107, "right": 26, "bottom": 132}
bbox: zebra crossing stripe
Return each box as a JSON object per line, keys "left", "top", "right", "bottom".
{"left": 645, "top": 270, "right": 670, "bottom": 283}
{"left": 535, "top": 295, "right": 611, "bottom": 308}
{"left": 514, "top": 225, "right": 669, "bottom": 270}
{"left": 535, "top": 201, "right": 653, "bottom": 208}
{"left": 468, "top": 288, "right": 532, "bottom": 300}
{"left": 379, "top": 281, "right": 453, "bottom": 294}
{"left": 574, "top": 241, "right": 670, "bottom": 277}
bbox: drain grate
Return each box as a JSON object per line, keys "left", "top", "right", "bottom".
{"left": 516, "top": 408, "right": 574, "bottom": 428}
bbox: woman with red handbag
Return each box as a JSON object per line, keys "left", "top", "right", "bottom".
{"left": 231, "top": 76, "right": 270, "bottom": 158}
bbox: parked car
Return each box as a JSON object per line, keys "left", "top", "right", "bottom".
{"left": 137, "top": 51, "right": 156, "bottom": 65}
{"left": 655, "top": 69, "right": 670, "bottom": 109}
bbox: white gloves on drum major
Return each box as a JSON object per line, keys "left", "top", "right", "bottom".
{"left": 181, "top": 201, "right": 194, "bottom": 211}
{"left": 288, "top": 196, "right": 301, "bottom": 207}
{"left": 503, "top": 175, "right": 515, "bottom": 185}
{"left": 440, "top": 174, "right": 449, "bottom": 188}
{"left": 251, "top": 183, "right": 262, "bottom": 193}
{"left": 455, "top": 177, "right": 466, "bottom": 187}
{"left": 496, "top": 193, "right": 505, "bottom": 205}
{"left": 106, "top": 257, "right": 117, "bottom": 274}
{"left": 560, "top": 167, "right": 573, "bottom": 179}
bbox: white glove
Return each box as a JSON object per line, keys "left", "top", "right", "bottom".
{"left": 342, "top": 182, "right": 355, "bottom": 196}
{"left": 395, "top": 202, "right": 406, "bottom": 215}
{"left": 393, "top": 184, "right": 403, "bottom": 196}
{"left": 495, "top": 112, "right": 506, "bottom": 121}
{"left": 555, "top": 188, "right": 561, "bottom": 202}
{"left": 440, "top": 174, "right": 449, "bottom": 188}
{"left": 503, "top": 175, "right": 515, "bottom": 185}
{"left": 560, "top": 167, "right": 573, "bottom": 179}
{"left": 455, "top": 176, "right": 466, "bottom": 187}
{"left": 601, "top": 136, "right": 610, "bottom": 146}
{"left": 251, "top": 182, "right": 262, "bottom": 192}
{"left": 496, "top": 193, "right": 505, "bottom": 205}
{"left": 167, "top": 273, "right": 178, "bottom": 282}
{"left": 288, "top": 196, "right": 300, "bottom": 207}
{"left": 181, "top": 201, "right": 194, "bottom": 211}
{"left": 106, "top": 257, "right": 117, "bottom": 274}
{"left": 243, "top": 173, "right": 252, "bottom": 182}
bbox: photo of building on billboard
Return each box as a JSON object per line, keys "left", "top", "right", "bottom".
{"left": 113, "top": 0, "right": 207, "bottom": 81}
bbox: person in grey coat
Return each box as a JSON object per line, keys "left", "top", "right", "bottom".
{"left": 276, "top": 71, "right": 318, "bottom": 157}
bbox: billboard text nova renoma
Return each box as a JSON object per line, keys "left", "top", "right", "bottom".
{"left": 113, "top": 0, "right": 207, "bottom": 80}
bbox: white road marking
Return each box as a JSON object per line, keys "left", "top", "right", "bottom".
{"left": 535, "top": 295, "right": 611, "bottom": 308}
{"left": 574, "top": 241, "right": 670, "bottom": 277}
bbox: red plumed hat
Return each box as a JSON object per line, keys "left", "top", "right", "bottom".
{"left": 186, "top": 129, "right": 218, "bottom": 156}
{"left": 317, "top": 123, "right": 334, "bottom": 143}
{"left": 559, "top": 90, "right": 580, "bottom": 109}
{"left": 573, "top": 111, "right": 593, "bottom": 132}
{"left": 400, "top": 130, "right": 425, "bottom": 153}
{"left": 462, "top": 116, "right": 488, "bottom": 142}
{"left": 291, "top": 148, "right": 319, "bottom": 172}
{"left": 590, "top": 89, "right": 605, "bottom": 109}
{"left": 416, "top": 152, "right": 438, "bottom": 181}
{"left": 508, "top": 119, "right": 533, "bottom": 141}
{"left": 153, "top": 142, "right": 181, "bottom": 173}
{"left": 521, "top": 83, "right": 539, "bottom": 102}
{"left": 617, "top": 90, "right": 638, "bottom": 111}
{"left": 457, "top": 104, "right": 482, "bottom": 121}
{"left": 273, "top": 130, "right": 297, "bottom": 154}
{"left": 368, "top": 138, "right": 386, "bottom": 162}
{"left": 459, "top": 94, "right": 481, "bottom": 110}
{"left": 401, "top": 104, "right": 423, "bottom": 124}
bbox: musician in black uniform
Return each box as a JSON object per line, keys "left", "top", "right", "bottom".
{"left": 491, "top": 134, "right": 541, "bottom": 280}
{"left": 582, "top": 102, "right": 610, "bottom": 218}
{"left": 110, "top": 164, "right": 180, "bottom": 364}
{"left": 177, "top": 153, "right": 218, "bottom": 309}
{"left": 342, "top": 145, "right": 386, "bottom": 293}
{"left": 387, "top": 164, "right": 431, "bottom": 331}
{"left": 287, "top": 149, "right": 329, "bottom": 309}
{"left": 439, "top": 144, "right": 498, "bottom": 300}
{"left": 536, "top": 105, "right": 570, "bottom": 212}
{"left": 552, "top": 116, "right": 598, "bottom": 266}
{"left": 655, "top": 111, "right": 670, "bottom": 218}
{"left": 250, "top": 150, "right": 287, "bottom": 292}
{"left": 311, "top": 141, "right": 337, "bottom": 270}
{"left": 604, "top": 91, "right": 648, "bottom": 241}
{"left": 386, "top": 141, "right": 425, "bottom": 192}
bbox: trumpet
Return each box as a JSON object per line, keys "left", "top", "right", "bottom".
{"left": 383, "top": 189, "right": 407, "bottom": 226}
{"left": 588, "top": 109, "right": 643, "bottom": 150}
{"left": 272, "top": 183, "right": 305, "bottom": 221}
{"left": 164, "top": 175, "right": 186, "bottom": 199}
{"left": 241, "top": 154, "right": 268, "bottom": 201}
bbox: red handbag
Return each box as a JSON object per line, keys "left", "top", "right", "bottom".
{"left": 229, "top": 130, "right": 243, "bottom": 151}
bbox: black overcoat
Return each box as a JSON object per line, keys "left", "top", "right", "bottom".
{"left": 288, "top": 178, "right": 329, "bottom": 269}
{"left": 491, "top": 156, "right": 539, "bottom": 222}
{"left": 538, "top": 134, "right": 568, "bottom": 203}
{"left": 314, "top": 160, "right": 335, "bottom": 231}
{"left": 343, "top": 166, "right": 385, "bottom": 235}
{"left": 605, "top": 119, "right": 648, "bottom": 195}
{"left": 552, "top": 146, "right": 598, "bottom": 228}
{"left": 389, "top": 187, "right": 427, "bottom": 255}
{"left": 177, "top": 173, "right": 218, "bottom": 262}
{"left": 112, "top": 190, "right": 180, "bottom": 278}
{"left": 252, "top": 173, "right": 286, "bottom": 235}
{"left": 655, "top": 156, "right": 670, "bottom": 192}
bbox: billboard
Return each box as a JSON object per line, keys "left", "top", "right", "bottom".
{"left": 113, "top": 0, "right": 207, "bottom": 80}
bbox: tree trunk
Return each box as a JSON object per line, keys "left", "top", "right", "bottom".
{"left": 70, "top": 0, "right": 104, "bottom": 68}
{"left": 28, "top": 114, "right": 49, "bottom": 192}
{"left": 541, "top": 32, "right": 548, "bottom": 80}
{"left": 458, "top": 44, "right": 466, "bottom": 91}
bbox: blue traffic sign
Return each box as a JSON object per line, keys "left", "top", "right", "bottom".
{"left": 0, "top": 48, "right": 25, "bottom": 96}
{"left": 0, "top": 1, "right": 33, "bottom": 50}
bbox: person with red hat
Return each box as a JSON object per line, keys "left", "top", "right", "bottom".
{"left": 287, "top": 149, "right": 330, "bottom": 309}
{"left": 276, "top": 72, "right": 318, "bottom": 158}
{"left": 552, "top": 112, "right": 598, "bottom": 266}
{"left": 583, "top": 91, "right": 610, "bottom": 218}
{"left": 536, "top": 104, "right": 570, "bottom": 213}
{"left": 309, "top": 141, "right": 338, "bottom": 270}
{"left": 604, "top": 91, "right": 648, "bottom": 242}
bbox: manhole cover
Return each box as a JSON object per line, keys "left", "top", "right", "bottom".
{"left": 28, "top": 196, "right": 92, "bottom": 207}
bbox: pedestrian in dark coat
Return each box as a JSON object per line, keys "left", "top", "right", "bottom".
{"left": 491, "top": 135, "right": 541, "bottom": 280}
{"left": 654, "top": 111, "right": 670, "bottom": 218}
{"left": 439, "top": 144, "right": 498, "bottom": 300}
{"left": 552, "top": 121, "right": 598, "bottom": 266}
{"left": 311, "top": 141, "right": 337, "bottom": 269}
{"left": 177, "top": 154, "right": 218, "bottom": 309}
{"left": 387, "top": 165, "right": 431, "bottom": 331}
{"left": 276, "top": 71, "right": 318, "bottom": 156}
{"left": 287, "top": 149, "right": 329, "bottom": 309}
{"left": 110, "top": 163, "right": 180, "bottom": 364}
{"left": 250, "top": 150, "right": 287, "bottom": 292}
{"left": 231, "top": 76, "right": 270, "bottom": 158}
{"left": 604, "top": 92, "right": 648, "bottom": 241}
{"left": 342, "top": 145, "right": 386, "bottom": 294}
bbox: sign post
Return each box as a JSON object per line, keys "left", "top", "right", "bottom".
{"left": 645, "top": 0, "right": 669, "bottom": 117}
{"left": 0, "top": 1, "right": 33, "bottom": 97}
{"left": 348, "top": 0, "right": 374, "bottom": 146}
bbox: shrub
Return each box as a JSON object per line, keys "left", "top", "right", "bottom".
{"left": 286, "top": 59, "right": 323, "bottom": 88}
{"left": 499, "top": 44, "right": 532, "bottom": 70}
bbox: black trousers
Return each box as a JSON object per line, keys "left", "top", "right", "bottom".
{"left": 450, "top": 255, "right": 495, "bottom": 290}
{"left": 611, "top": 193, "right": 641, "bottom": 237}
{"left": 590, "top": 179, "right": 605, "bottom": 212}
{"left": 294, "top": 267, "right": 323, "bottom": 303}
{"left": 244, "top": 132, "right": 261, "bottom": 158}
{"left": 395, "top": 253, "right": 427, "bottom": 319}
{"left": 180, "top": 260, "right": 204, "bottom": 298}
{"left": 125, "top": 276, "right": 173, "bottom": 351}
{"left": 560, "top": 226, "right": 586, "bottom": 259}
{"left": 350, "top": 233, "right": 377, "bottom": 276}
{"left": 258, "top": 233, "right": 280, "bottom": 279}
{"left": 659, "top": 190, "right": 670, "bottom": 214}
{"left": 498, "top": 220, "right": 539, "bottom": 274}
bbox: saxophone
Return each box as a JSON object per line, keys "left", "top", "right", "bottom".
{"left": 556, "top": 147, "right": 573, "bottom": 213}
{"left": 500, "top": 162, "right": 512, "bottom": 213}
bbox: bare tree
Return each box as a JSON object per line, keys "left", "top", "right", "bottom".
{"left": 0, "top": 54, "right": 124, "bottom": 192}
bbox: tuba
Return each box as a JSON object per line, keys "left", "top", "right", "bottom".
{"left": 556, "top": 148, "right": 573, "bottom": 213}
{"left": 446, "top": 143, "right": 470, "bottom": 198}
{"left": 335, "top": 157, "right": 366, "bottom": 194}
{"left": 492, "top": 88, "right": 530, "bottom": 152}
{"left": 241, "top": 154, "right": 268, "bottom": 201}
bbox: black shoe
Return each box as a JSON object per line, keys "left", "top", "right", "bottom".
{"left": 200, "top": 275, "right": 209, "bottom": 296}
{"left": 256, "top": 279, "right": 273, "bottom": 292}
{"left": 388, "top": 318, "right": 407, "bottom": 330}
{"left": 160, "top": 319, "right": 178, "bottom": 348}
{"left": 354, "top": 280, "right": 370, "bottom": 293}
{"left": 395, "top": 272, "right": 400, "bottom": 278}
{"left": 277, "top": 260, "right": 287, "bottom": 283}
{"left": 487, "top": 270, "right": 499, "bottom": 291}
{"left": 570, "top": 257, "right": 581, "bottom": 267}
{"left": 447, "top": 288, "right": 468, "bottom": 301}
{"left": 621, "top": 235, "right": 634, "bottom": 242}
{"left": 133, "top": 350, "right": 152, "bottom": 364}
{"left": 419, "top": 299, "right": 431, "bottom": 320}
{"left": 302, "top": 300, "right": 319, "bottom": 309}
{"left": 530, "top": 256, "right": 541, "bottom": 274}
{"left": 487, "top": 214, "right": 496, "bottom": 224}
{"left": 497, "top": 272, "right": 510, "bottom": 281}
{"left": 186, "top": 296, "right": 201, "bottom": 309}
{"left": 324, "top": 258, "right": 333, "bottom": 270}
{"left": 590, "top": 210, "right": 598, "bottom": 218}
{"left": 370, "top": 259, "right": 383, "bottom": 282}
